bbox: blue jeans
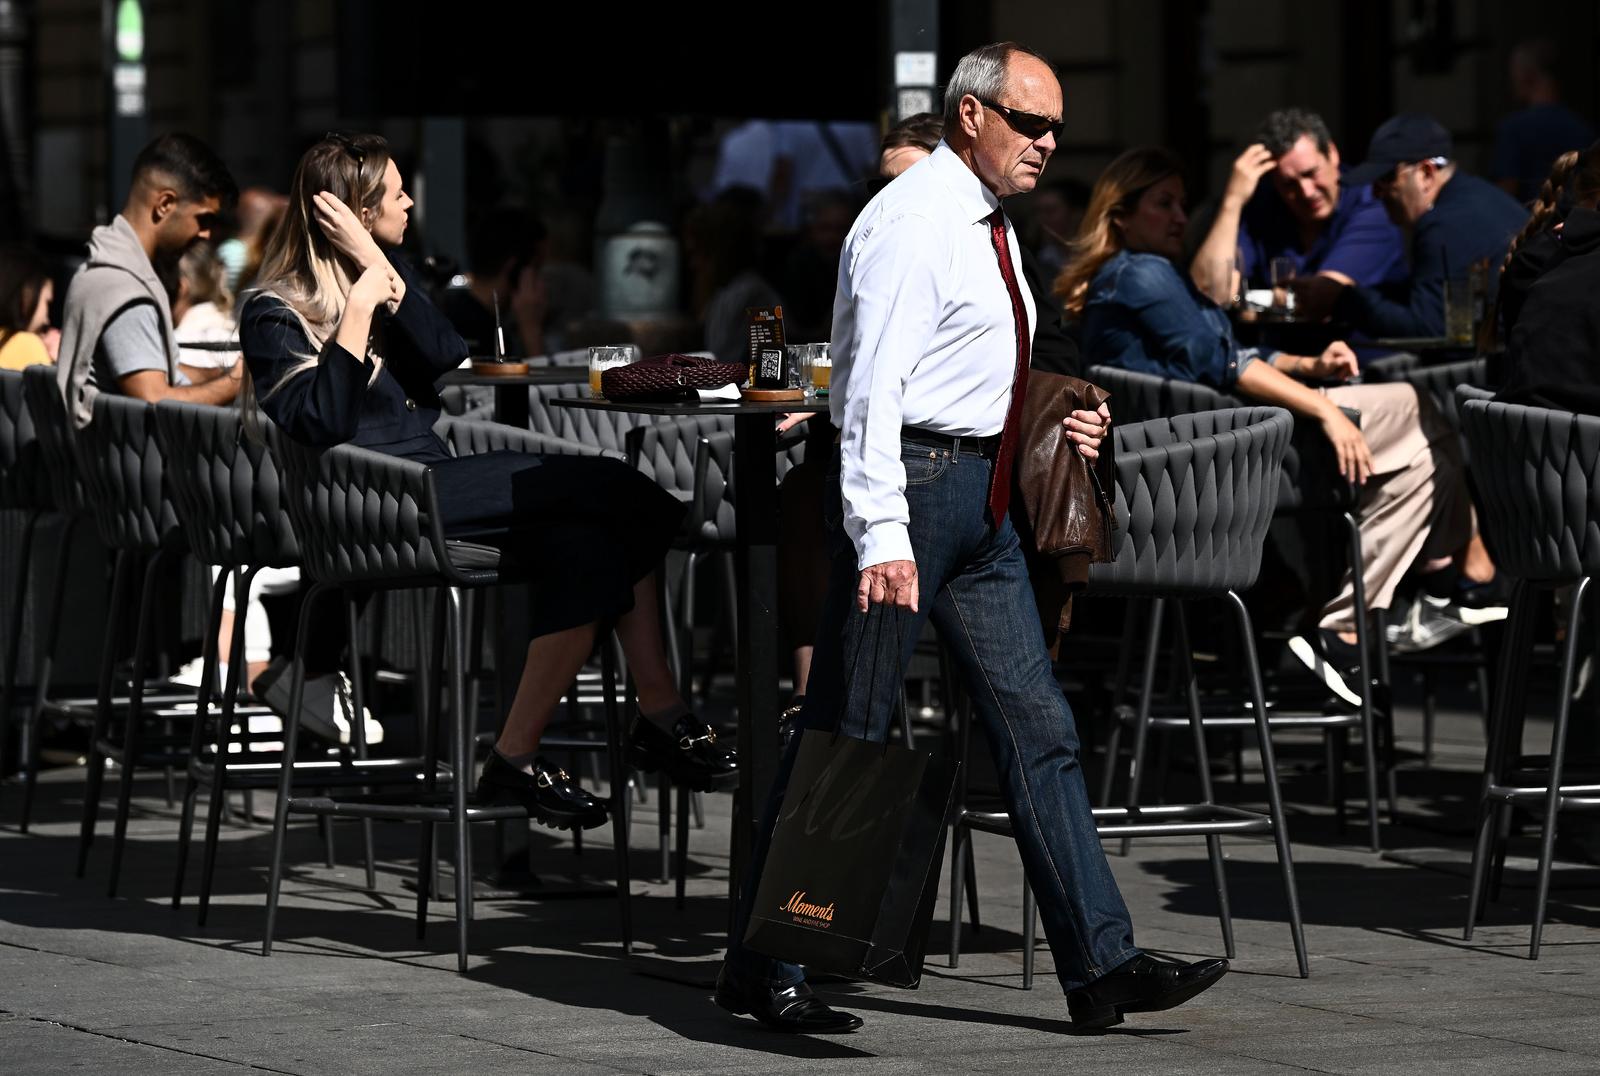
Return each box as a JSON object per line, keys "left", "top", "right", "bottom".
{"left": 726, "top": 438, "right": 1141, "bottom": 994}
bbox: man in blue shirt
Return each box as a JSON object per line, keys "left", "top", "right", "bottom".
{"left": 1335, "top": 114, "right": 1528, "bottom": 339}
{"left": 1192, "top": 108, "right": 1406, "bottom": 320}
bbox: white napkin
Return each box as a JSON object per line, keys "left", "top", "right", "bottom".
{"left": 697, "top": 383, "right": 743, "bottom": 401}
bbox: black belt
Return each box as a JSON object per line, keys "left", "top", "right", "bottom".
{"left": 900, "top": 426, "right": 1001, "bottom": 459}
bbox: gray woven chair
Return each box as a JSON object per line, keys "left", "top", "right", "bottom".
{"left": 12, "top": 366, "right": 95, "bottom": 830}
{"left": 1087, "top": 362, "right": 1391, "bottom": 850}
{"left": 70, "top": 390, "right": 201, "bottom": 895}
{"left": 1367, "top": 356, "right": 1495, "bottom": 763}
{"left": 264, "top": 416, "right": 633, "bottom": 972}
{"left": 155, "top": 401, "right": 411, "bottom": 922}
{"left": 0, "top": 369, "right": 57, "bottom": 796}
{"left": 1460, "top": 392, "right": 1600, "bottom": 958}
{"left": 949, "top": 406, "right": 1310, "bottom": 984}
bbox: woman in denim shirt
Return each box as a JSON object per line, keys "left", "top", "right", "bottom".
{"left": 1060, "top": 148, "right": 1494, "bottom": 701}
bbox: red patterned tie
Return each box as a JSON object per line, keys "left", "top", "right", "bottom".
{"left": 985, "top": 207, "right": 1031, "bottom": 526}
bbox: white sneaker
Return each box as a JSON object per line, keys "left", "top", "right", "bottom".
{"left": 169, "top": 657, "right": 208, "bottom": 688}
{"left": 1391, "top": 595, "right": 1476, "bottom": 654}
{"left": 332, "top": 672, "right": 384, "bottom": 747}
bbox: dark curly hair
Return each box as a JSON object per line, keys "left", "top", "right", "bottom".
{"left": 1255, "top": 108, "right": 1335, "bottom": 158}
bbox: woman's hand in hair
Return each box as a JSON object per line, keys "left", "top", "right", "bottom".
{"left": 350, "top": 263, "right": 398, "bottom": 316}
{"left": 314, "top": 190, "right": 386, "bottom": 272}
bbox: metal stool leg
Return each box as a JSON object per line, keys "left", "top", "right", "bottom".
{"left": 1343, "top": 512, "right": 1382, "bottom": 852}
{"left": 1531, "top": 576, "right": 1589, "bottom": 959}
{"left": 1021, "top": 881, "right": 1036, "bottom": 990}
{"left": 198, "top": 570, "right": 254, "bottom": 926}
{"left": 444, "top": 587, "right": 473, "bottom": 972}
{"left": 78, "top": 549, "right": 134, "bottom": 878}
{"left": 601, "top": 636, "right": 633, "bottom": 954}
{"left": 415, "top": 591, "right": 442, "bottom": 940}
{"left": 1175, "top": 603, "right": 1235, "bottom": 958}
{"left": 1466, "top": 580, "right": 1533, "bottom": 939}
{"left": 0, "top": 509, "right": 40, "bottom": 792}
{"left": 263, "top": 583, "right": 325, "bottom": 957}
{"left": 20, "top": 515, "right": 79, "bottom": 832}
{"left": 174, "top": 568, "right": 230, "bottom": 910}
{"left": 674, "top": 782, "right": 690, "bottom": 910}
{"left": 1229, "top": 590, "right": 1309, "bottom": 977}
{"left": 1120, "top": 596, "right": 1166, "bottom": 857}
{"left": 346, "top": 593, "right": 378, "bottom": 892}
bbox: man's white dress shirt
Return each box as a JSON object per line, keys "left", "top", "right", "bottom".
{"left": 829, "top": 141, "right": 1037, "bottom": 569}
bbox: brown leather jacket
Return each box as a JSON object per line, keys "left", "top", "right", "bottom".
{"left": 1011, "top": 372, "right": 1116, "bottom": 658}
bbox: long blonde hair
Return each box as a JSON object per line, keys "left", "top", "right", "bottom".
{"left": 1055, "top": 147, "right": 1185, "bottom": 319}
{"left": 243, "top": 132, "right": 392, "bottom": 403}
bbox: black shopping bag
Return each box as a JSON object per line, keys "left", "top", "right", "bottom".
{"left": 742, "top": 727, "right": 960, "bottom": 988}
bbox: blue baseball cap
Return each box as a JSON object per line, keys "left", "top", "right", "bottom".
{"left": 1342, "top": 114, "right": 1454, "bottom": 187}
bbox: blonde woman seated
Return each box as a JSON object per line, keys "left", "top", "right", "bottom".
{"left": 239, "top": 132, "right": 734, "bottom": 828}
{"left": 1058, "top": 147, "right": 1500, "bottom": 704}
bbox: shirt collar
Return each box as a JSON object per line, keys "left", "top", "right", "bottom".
{"left": 928, "top": 141, "right": 1003, "bottom": 225}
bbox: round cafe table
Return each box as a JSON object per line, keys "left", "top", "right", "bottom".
{"left": 436, "top": 364, "right": 589, "bottom": 427}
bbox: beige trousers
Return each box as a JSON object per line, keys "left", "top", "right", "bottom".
{"left": 1316, "top": 383, "right": 1473, "bottom": 634}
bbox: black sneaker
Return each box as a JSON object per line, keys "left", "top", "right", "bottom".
{"left": 475, "top": 753, "right": 609, "bottom": 831}
{"left": 251, "top": 660, "right": 343, "bottom": 744}
{"left": 1287, "top": 629, "right": 1363, "bottom": 707}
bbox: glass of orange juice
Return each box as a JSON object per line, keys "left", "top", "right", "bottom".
{"left": 588, "top": 345, "right": 632, "bottom": 395}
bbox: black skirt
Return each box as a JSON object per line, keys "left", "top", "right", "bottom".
{"left": 392, "top": 434, "right": 685, "bottom": 637}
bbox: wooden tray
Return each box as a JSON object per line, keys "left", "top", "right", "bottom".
{"left": 740, "top": 387, "right": 806, "bottom": 402}
{"left": 470, "top": 361, "right": 530, "bottom": 376}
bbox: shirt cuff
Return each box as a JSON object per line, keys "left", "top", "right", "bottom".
{"left": 856, "top": 522, "right": 915, "bottom": 571}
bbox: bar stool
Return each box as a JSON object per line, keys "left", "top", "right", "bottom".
{"left": 1460, "top": 392, "right": 1600, "bottom": 958}
{"left": 0, "top": 370, "right": 58, "bottom": 791}
{"left": 1087, "top": 363, "right": 1392, "bottom": 850}
{"left": 155, "top": 401, "right": 402, "bottom": 921}
{"left": 263, "top": 418, "right": 634, "bottom": 972}
{"left": 948, "top": 406, "right": 1310, "bottom": 983}
{"left": 13, "top": 366, "right": 95, "bottom": 830}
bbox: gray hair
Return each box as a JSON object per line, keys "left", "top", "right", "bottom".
{"left": 943, "top": 42, "right": 1054, "bottom": 128}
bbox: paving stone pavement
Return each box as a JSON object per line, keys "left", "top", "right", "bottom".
{"left": 1, "top": 695, "right": 1597, "bottom": 1075}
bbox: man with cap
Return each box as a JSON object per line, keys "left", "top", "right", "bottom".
{"left": 1332, "top": 113, "right": 1526, "bottom": 339}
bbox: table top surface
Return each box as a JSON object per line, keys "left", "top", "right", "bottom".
{"left": 437, "top": 366, "right": 589, "bottom": 386}
{"left": 552, "top": 395, "right": 824, "bottom": 416}
{"left": 1370, "top": 337, "right": 1474, "bottom": 352}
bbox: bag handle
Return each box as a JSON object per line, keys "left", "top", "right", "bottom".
{"left": 833, "top": 598, "right": 908, "bottom": 753}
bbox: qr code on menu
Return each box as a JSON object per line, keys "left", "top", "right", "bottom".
{"left": 760, "top": 349, "right": 783, "bottom": 382}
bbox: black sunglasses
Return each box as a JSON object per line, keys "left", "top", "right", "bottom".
{"left": 976, "top": 98, "right": 1065, "bottom": 142}
{"left": 324, "top": 130, "right": 367, "bottom": 164}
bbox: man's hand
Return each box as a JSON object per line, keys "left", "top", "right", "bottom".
{"left": 1065, "top": 401, "right": 1111, "bottom": 461}
{"left": 1225, "top": 144, "right": 1276, "bottom": 208}
{"left": 1289, "top": 273, "right": 1346, "bottom": 322}
{"left": 857, "top": 559, "right": 919, "bottom": 613}
{"left": 313, "top": 190, "right": 386, "bottom": 273}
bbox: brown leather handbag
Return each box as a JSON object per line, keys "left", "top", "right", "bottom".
{"left": 1011, "top": 371, "right": 1116, "bottom": 658}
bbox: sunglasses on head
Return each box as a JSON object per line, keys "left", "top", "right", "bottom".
{"left": 976, "top": 98, "right": 1065, "bottom": 142}
{"left": 324, "top": 130, "right": 367, "bottom": 165}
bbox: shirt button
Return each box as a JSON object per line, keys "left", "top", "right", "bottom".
{"left": 404, "top": 398, "right": 417, "bottom": 411}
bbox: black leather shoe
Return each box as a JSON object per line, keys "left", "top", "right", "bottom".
{"left": 1066, "top": 954, "right": 1229, "bottom": 1030}
{"left": 475, "top": 753, "right": 609, "bottom": 831}
{"left": 713, "top": 962, "right": 863, "bottom": 1034}
{"left": 629, "top": 713, "right": 738, "bottom": 791}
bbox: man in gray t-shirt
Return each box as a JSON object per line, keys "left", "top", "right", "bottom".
{"left": 58, "top": 133, "right": 239, "bottom": 427}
